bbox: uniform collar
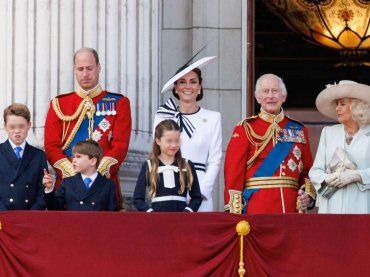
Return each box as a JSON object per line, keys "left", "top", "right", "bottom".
{"left": 258, "top": 108, "right": 284, "bottom": 124}
{"left": 76, "top": 84, "right": 103, "bottom": 99}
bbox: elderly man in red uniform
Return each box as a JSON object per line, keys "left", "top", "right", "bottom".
{"left": 224, "top": 74, "right": 315, "bottom": 214}
{"left": 44, "top": 47, "right": 131, "bottom": 208}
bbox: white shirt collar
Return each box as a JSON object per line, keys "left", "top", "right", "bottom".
{"left": 81, "top": 171, "right": 98, "bottom": 187}
{"left": 8, "top": 139, "right": 27, "bottom": 151}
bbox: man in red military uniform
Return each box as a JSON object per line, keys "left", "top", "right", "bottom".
{"left": 224, "top": 74, "right": 315, "bottom": 214}
{"left": 44, "top": 47, "right": 131, "bottom": 208}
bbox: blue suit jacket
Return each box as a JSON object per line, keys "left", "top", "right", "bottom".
{"left": 0, "top": 140, "right": 47, "bottom": 210}
{"left": 44, "top": 173, "right": 118, "bottom": 211}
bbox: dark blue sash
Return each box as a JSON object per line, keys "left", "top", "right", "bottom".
{"left": 64, "top": 93, "right": 121, "bottom": 157}
{"left": 242, "top": 120, "right": 302, "bottom": 213}
{"left": 253, "top": 120, "right": 302, "bottom": 177}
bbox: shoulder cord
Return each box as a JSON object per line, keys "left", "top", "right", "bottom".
{"left": 52, "top": 97, "right": 95, "bottom": 151}
{"left": 244, "top": 122, "right": 279, "bottom": 169}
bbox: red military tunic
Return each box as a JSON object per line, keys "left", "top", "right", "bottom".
{"left": 224, "top": 109, "right": 313, "bottom": 214}
{"left": 44, "top": 85, "right": 131, "bottom": 206}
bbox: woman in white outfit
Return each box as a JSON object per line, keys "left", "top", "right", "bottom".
{"left": 309, "top": 80, "right": 370, "bottom": 213}
{"left": 154, "top": 57, "right": 222, "bottom": 211}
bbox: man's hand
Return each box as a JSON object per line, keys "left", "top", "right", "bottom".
{"left": 297, "top": 190, "right": 312, "bottom": 212}
{"left": 330, "top": 170, "right": 362, "bottom": 188}
{"left": 42, "top": 169, "right": 55, "bottom": 189}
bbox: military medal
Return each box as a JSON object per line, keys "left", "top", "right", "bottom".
{"left": 106, "top": 103, "right": 112, "bottom": 116}
{"left": 112, "top": 103, "right": 117, "bottom": 115}
{"left": 278, "top": 128, "right": 306, "bottom": 143}
{"left": 101, "top": 103, "right": 107, "bottom": 116}
{"left": 96, "top": 104, "right": 102, "bottom": 116}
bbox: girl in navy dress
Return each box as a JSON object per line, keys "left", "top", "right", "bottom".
{"left": 134, "top": 119, "right": 202, "bottom": 212}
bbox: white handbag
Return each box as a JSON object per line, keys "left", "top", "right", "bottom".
{"left": 319, "top": 147, "right": 356, "bottom": 199}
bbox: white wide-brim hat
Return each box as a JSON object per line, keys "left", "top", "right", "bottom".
{"left": 161, "top": 56, "right": 217, "bottom": 93}
{"left": 315, "top": 80, "right": 370, "bottom": 120}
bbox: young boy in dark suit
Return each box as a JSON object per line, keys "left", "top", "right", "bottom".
{"left": 43, "top": 140, "right": 118, "bottom": 211}
{"left": 0, "top": 103, "right": 47, "bottom": 210}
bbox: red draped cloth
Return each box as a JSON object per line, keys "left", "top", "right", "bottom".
{"left": 0, "top": 212, "right": 369, "bottom": 276}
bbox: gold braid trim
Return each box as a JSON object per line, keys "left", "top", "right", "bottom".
{"left": 53, "top": 158, "right": 76, "bottom": 178}
{"left": 244, "top": 122, "right": 275, "bottom": 169}
{"left": 52, "top": 97, "right": 86, "bottom": 122}
{"left": 224, "top": 190, "right": 243, "bottom": 214}
{"left": 301, "top": 178, "right": 316, "bottom": 200}
{"left": 297, "top": 178, "right": 317, "bottom": 213}
{"left": 52, "top": 97, "right": 96, "bottom": 151}
{"left": 97, "top": 157, "right": 119, "bottom": 178}
{"left": 245, "top": 176, "right": 299, "bottom": 189}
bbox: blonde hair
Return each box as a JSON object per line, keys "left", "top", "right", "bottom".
{"left": 350, "top": 99, "right": 370, "bottom": 126}
{"left": 148, "top": 119, "right": 193, "bottom": 197}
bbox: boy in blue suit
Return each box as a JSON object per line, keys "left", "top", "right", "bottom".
{"left": 0, "top": 103, "right": 47, "bottom": 210}
{"left": 43, "top": 140, "right": 118, "bottom": 211}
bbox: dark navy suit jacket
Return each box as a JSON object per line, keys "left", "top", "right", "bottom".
{"left": 44, "top": 173, "right": 118, "bottom": 211}
{"left": 0, "top": 140, "right": 47, "bottom": 210}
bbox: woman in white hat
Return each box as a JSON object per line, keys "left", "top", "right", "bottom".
{"left": 309, "top": 80, "right": 370, "bottom": 213}
{"left": 153, "top": 56, "right": 222, "bottom": 212}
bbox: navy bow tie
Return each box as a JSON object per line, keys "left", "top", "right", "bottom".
{"left": 156, "top": 98, "right": 195, "bottom": 138}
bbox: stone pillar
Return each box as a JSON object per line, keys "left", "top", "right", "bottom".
{"left": 161, "top": 0, "right": 245, "bottom": 210}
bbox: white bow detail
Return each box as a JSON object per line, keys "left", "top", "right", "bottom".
{"left": 157, "top": 165, "right": 179, "bottom": 189}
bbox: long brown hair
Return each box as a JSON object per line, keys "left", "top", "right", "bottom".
{"left": 148, "top": 119, "right": 193, "bottom": 197}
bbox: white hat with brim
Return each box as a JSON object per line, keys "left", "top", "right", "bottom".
{"left": 316, "top": 80, "right": 370, "bottom": 120}
{"left": 161, "top": 56, "right": 217, "bottom": 93}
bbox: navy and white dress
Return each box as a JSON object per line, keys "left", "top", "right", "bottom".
{"left": 153, "top": 98, "right": 222, "bottom": 211}
{"left": 133, "top": 159, "right": 202, "bottom": 212}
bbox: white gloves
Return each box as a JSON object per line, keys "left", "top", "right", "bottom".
{"left": 328, "top": 170, "right": 362, "bottom": 188}
{"left": 324, "top": 172, "right": 339, "bottom": 186}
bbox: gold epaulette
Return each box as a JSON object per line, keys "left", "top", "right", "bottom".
{"left": 237, "top": 115, "right": 258, "bottom": 126}
{"left": 52, "top": 97, "right": 86, "bottom": 122}
{"left": 285, "top": 114, "right": 304, "bottom": 126}
{"left": 55, "top": 92, "right": 74, "bottom": 98}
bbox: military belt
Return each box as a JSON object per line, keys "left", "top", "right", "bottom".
{"left": 245, "top": 176, "right": 299, "bottom": 190}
